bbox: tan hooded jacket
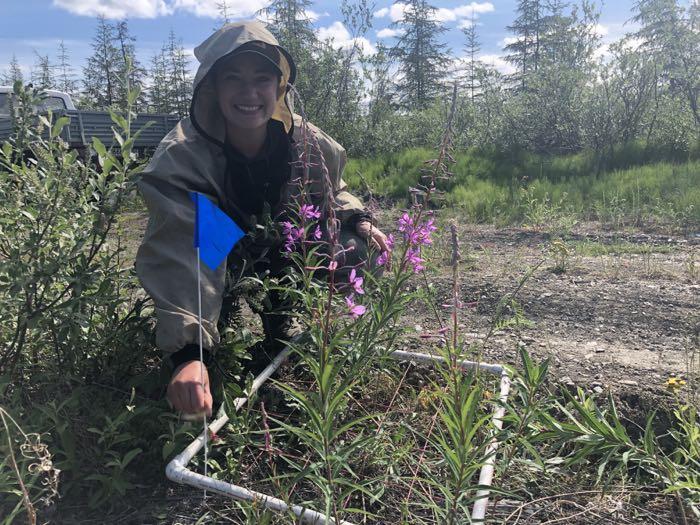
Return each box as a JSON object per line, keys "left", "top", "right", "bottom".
{"left": 135, "top": 21, "right": 366, "bottom": 355}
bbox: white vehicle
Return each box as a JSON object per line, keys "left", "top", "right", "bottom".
{"left": 0, "top": 86, "right": 77, "bottom": 117}
{"left": 0, "top": 86, "right": 179, "bottom": 155}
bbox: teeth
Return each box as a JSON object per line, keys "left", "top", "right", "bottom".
{"left": 236, "top": 105, "right": 262, "bottom": 111}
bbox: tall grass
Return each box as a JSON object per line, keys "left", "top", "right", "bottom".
{"left": 346, "top": 148, "right": 700, "bottom": 227}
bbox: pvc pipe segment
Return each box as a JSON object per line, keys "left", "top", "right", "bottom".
{"left": 166, "top": 347, "right": 509, "bottom": 524}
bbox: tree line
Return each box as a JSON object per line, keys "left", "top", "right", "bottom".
{"left": 2, "top": 0, "right": 699, "bottom": 164}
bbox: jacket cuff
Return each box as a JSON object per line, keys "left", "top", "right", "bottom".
{"left": 346, "top": 212, "right": 373, "bottom": 229}
{"left": 169, "top": 344, "right": 213, "bottom": 369}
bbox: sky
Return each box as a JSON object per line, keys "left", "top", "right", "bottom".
{"left": 0, "top": 0, "right": 645, "bottom": 84}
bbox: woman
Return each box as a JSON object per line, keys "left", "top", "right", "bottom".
{"left": 136, "top": 21, "right": 389, "bottom": 418}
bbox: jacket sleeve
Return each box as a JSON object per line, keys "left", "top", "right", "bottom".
{"left": 304, "top": 121, "right": 367, "bottom": 225}
{"left": 135, "top": 139, "right": 226, "bottom": 355}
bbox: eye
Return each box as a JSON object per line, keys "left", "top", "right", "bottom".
{"left": 221, "top": 72, "right": 241, "bottom": 82}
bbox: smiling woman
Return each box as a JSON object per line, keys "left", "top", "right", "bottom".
{"left": 135, "top": 20, "right": 390, "bottom": 419}
{"left": 213, "top": 45, "right": 284, "bottom": 158}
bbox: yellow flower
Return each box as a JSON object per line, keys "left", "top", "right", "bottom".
{"left": 666, "top": 377, "right": 687, "bottom": 391}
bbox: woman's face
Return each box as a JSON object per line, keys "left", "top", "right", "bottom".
{"left": 214, "top": 52, "right": 281, "bottom": 136}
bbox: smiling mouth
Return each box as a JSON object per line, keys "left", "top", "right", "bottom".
{"left": 235, "top": 104, "right": 263, "bottom": 113}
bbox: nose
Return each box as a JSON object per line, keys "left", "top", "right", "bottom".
{"left": 237, "top": 80, "right": 260, "bottom": 99}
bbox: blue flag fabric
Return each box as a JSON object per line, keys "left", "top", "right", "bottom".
{"left": 191, "top": 192, "right": 245, "bottom": 271}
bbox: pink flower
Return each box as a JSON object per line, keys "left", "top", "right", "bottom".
{"left": 313, "top": 225, "right": 322, "bottom": 240}
{"left": 328, "top": 260, "right": 338, "bottom": 271}
{"left": 406, "top": 248, "right": 425, "bottom": 273}
{"left": 397, "top": 213, "right": 436, "bottom": 248}
{"left": 345, "top": 294, "right": 366, "bottom": 319}
{"left": 376, "top": 251, "right": 389, "bottom": 266}
{"left": 282, "top": 221, "right": 304, "bottom": 252}
{"left": 398, "top": 213, "right": 413, "bottom": 232}
{"left": 299, "top": 204, "right": 321, "bottom": 220}
{"left": 386, "top": 234, "right": 395, "bottom": 250}
{"left": 349, "top": 268, "right": 364, "bottom": 295}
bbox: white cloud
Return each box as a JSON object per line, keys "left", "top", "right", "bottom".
{"left": 306, "top": 9, "right": 329, "bottom": 22}
{"left": 381, "top": 3, "right": 407, "bottom": 22}
{"left": 317, "top": 21, "right": 351, "bottom": 43}
{"left": 171, "top": 0, "right": 267, "bottom": 19}
{"left": 376, "top": 27, "right": 402, "bottom": 38}
{"left": 317, "top": 21, "right": 377, "bottom": 55}
{"left": 374, "top": 7, "right": 389, "bottom": 18}
{"left": 374, "top": 2, "right": 493, "bottom": 26}
{"left": 453, "top": 2, "right": 495, "bottom": 17}
{"left": 434, "top": 8, "right": 456, "bottom": 22}
{"left": 52, "top": 0, "right": 173, "bottom": 18}
{"left": 55, "top": 0, "right": 275, "bottom": 20}
{"left": 593, "top": 23, "right": 609, "bottom": 37}
{"left": 479, "top": 53, "right": 516, "bottom": 75}
{"left": 500, "top": 35, "right": 526, "bottom": 49}
{"left": 457, "top": 19, "right": 474, "bottom": 29}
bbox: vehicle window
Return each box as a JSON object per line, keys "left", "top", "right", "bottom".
{"left": 36, "top": 96, "right": 67, "bottom": 112}
{"left": 0, "top": 93, "right": 9, "bottom": 117}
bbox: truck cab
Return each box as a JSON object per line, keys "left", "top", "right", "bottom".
{"left": 0, "top": 85, "right": 179, "bottom": 156}
{"left": 0, "top": 86, "right": 77, "bottom": 118}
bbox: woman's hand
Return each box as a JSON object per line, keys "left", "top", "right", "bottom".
{"left": 167, "top": 360, "right": 213, "bottom": 419}
{"left": 355, "top": 219, "right": 391, "bottom": 254}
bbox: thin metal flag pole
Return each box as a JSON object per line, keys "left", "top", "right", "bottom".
{"left": 196, "top": 246, "right": 208, "bottom": 499}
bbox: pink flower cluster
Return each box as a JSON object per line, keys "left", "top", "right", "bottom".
{"left": 398, "top": 212, "right": 436, "bottom": 247}
{"left": 345, "top": 269, "right": 366, "bottom": 319}
{"left": 299, "top": 204, "right": 321, "bottom": 220}
{"left": 282, "top": 204, "right": 322, "bottom": 252}
{"left": 397, "top": 212, "right": 436, "bottom": 273}
{"left": 376, "top": 234, "right": 394, "bottom": 267}
{"left": 282, "top": 221, "right": 305, "bottom": 252}
{"left": 345, "top": 294, "right": 366, "bottom": 319}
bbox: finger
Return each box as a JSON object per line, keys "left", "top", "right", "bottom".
{"left": 187, "top": 380, "right": 207, "bottom": 414}
{"left": 191, "top": 379, "right": 213, "bottom": 417}
{"left": 168, "top": 383, "right": 187, "bottom": 413}
{"left": 200, "top": 377, "right": 213, "bottom": 417}
{"left": 373, "top": 233, "right": 390, "bottom": 254}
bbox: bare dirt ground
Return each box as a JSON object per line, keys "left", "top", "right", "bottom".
{"left": 410, "top": 221, "right": 699, "bottom": 398}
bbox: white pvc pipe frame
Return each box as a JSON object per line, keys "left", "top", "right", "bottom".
{"left": 166, "top": 348, "right": 510, "bottom": 524}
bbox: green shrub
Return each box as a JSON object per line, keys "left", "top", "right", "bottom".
{"left": 0, "top": 82, "right": 160, "bottom": 518}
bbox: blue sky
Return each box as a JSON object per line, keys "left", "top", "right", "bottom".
{"left": 1, "top": 0, "right": 644, "bottom": 83}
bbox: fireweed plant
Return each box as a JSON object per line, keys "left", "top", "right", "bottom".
{"left": 217, "top": 84, "right": 509, "bottom": 522}
{"left": 261, "top": 89, "right": 442, "bottom": 522}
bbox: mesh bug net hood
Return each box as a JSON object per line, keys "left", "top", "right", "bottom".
{"left": 189, "top": 20, "right": 297, "bottom": 146}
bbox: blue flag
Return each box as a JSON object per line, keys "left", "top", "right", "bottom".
{"left": 191, "top": 192, "right": 245, "bottom": 271}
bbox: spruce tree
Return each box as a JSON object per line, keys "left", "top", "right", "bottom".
{"left": 82, "top": 16, "right": 121, "bottom": 108}
{"left": 115, "top": 20, "right": 147, "bottom": 110}
{"left": 391, "top": 0, "right": 450, "bottom": 110}
{"left": 56, "top": 40, "right": 79, "bottom": 97}
{"left": 216, "top": 0, "right": 233, "bottom": 28}
{"left": 147, "top": 49, "right": 170, "bottom": 113}
{"left": 632, "top": 0, "right": 700, "bottom": 127}
{"left": 2, "top": 55, "right": 24, "bottom": 85}
{"left": 260, "top": 0, "right": 317, "bottom": 62}
{"left": 462, "top": 12, "right": 481, "bottom": 101}
{"left": 165, "top": 30, "right": 193, "bottom": 118}
{"left": 32, "top": 52, "right": 55, "bottom": 90}
{"left": 504, "top": 0, "right": 547, "bottom": 88}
